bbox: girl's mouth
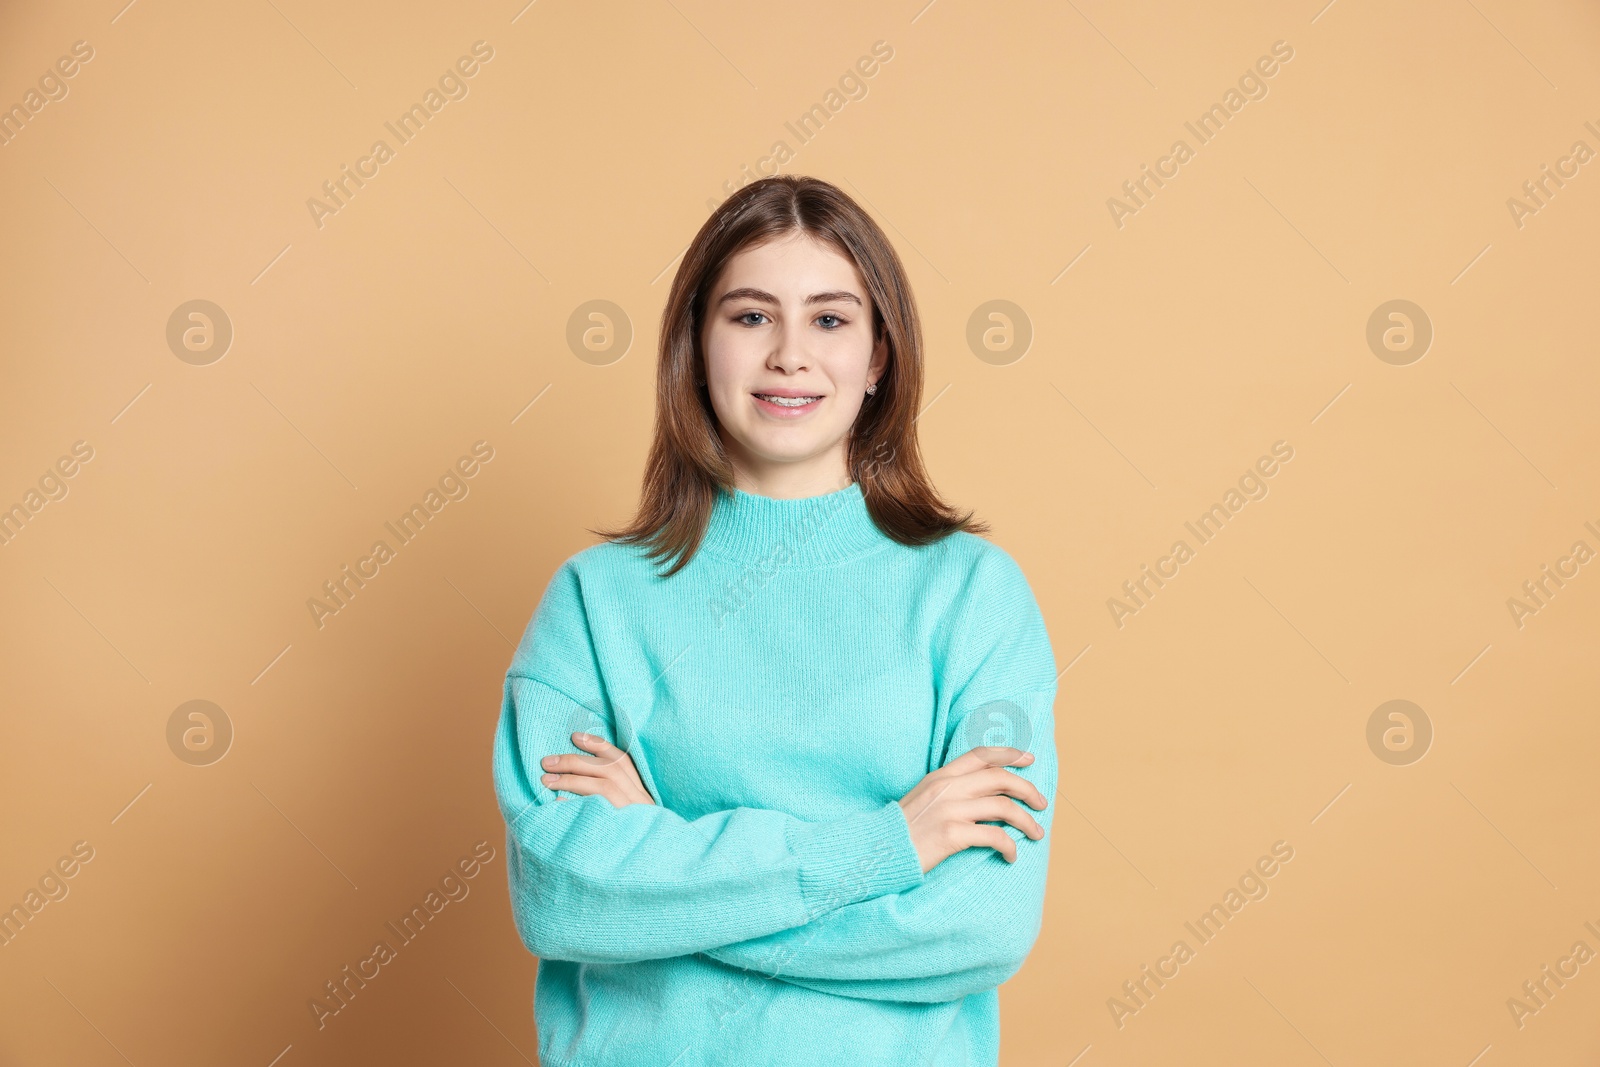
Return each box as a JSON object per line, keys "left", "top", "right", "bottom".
{"left": 752, "top": 393, "right": 823, "bottom": 416}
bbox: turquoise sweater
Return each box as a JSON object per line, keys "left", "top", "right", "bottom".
{"left": 491, "top": 480, "right": 1058, "bottom": 1067}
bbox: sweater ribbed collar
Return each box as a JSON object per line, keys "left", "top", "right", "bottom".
{"left": 698, "top": 480, "right": 889, "bottom": 567}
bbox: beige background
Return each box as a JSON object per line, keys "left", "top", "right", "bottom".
{"left": 2, "top": 0, "right": 1598, "bottom": 1063}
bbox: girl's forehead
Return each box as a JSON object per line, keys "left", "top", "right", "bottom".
{"left": 713, "top": 234, "right": 867, "bottom": 295}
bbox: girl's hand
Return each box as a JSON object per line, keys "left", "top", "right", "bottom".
{"left": 540, "top": 733, "right": 656, "bottom": 809}
{"left": 896, "top": 746, "right": 1047, "bottom": 873}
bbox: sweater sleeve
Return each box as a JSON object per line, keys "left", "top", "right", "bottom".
{"left": 491, "top": 558, "right": 927, "bottom": 965}
{"left": 700, "top": 546, "right": 1058, "bottom": 1003}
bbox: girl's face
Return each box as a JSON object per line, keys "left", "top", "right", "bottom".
{"left": 700, "top": 230, "right": 889, "bottom": 495}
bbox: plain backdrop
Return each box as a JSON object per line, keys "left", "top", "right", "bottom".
{"left": 1, "top": 1, "right": 1598, "bottom": 1064}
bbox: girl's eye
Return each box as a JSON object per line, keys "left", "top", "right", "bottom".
{"left": 735, "top": 310, "right": 848, "bottom": 329}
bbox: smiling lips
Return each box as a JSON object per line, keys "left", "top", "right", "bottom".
{"left": 752, "top": 389, "right": 824, "bottom": 416}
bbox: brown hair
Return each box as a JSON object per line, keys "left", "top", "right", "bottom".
{"left": 591, "top": 174, "right": 988, "bottom": 577}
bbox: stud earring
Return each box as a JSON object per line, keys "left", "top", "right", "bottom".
{"left": 865, "top": 382, "right": 878, "bottom": 396}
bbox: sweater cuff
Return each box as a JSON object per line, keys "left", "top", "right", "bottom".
{"left": 788, "top": 800, "right": 926, "bottom": 919}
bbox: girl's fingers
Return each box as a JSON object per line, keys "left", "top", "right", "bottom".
{"left": 962, "top": 823, "right": 1020, "bottom": 863}
{"left": 542, "top": 772, "right": 598, "bottom": 793}
{"left": 569, "top": 734, "right": 649, "bottom": 787}
{"left": 542, "top": 769, "right": 643, "bottom": 801}
{"left": 959, "top": 796, "right": 1045, "bottom": 840}
{"left": 543, "top": 773, "right": 624, "bottom": 804}
{"left": 923, "top": 763, "right": 1046, "bottom": 810}
{"left": 572, "top": 732, "right": 631, "bottom": 765}
{"left": 965, "top": 767, "right": 1048, "bottom": 810}
{"left": 542, "top": 753, "right": 603, "bottom": 774}
{"left": 542, "top": 750, "right": 629, "bottom": 779}
{"left": 543, "top": 771, "right": 616, "bottom": 794}
{"left": 942, "top": 746, "right": 1033, "bottom": 776}
{"left": 541, "top": 763, "right": 629, "bottom": 794}
{"left": 542, "top": 738, "right": 655, "bottom": 807}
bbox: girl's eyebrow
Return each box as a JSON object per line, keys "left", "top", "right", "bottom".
{"left": 715, "top": 287, "right": 863, "bottom": 308}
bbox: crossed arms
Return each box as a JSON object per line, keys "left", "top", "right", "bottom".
{"left": 490, "top": 552, "right": 1058, "bottom": 1004}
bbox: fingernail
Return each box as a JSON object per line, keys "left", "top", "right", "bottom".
{"left": 541, "top": 756, "right": 557, "bottom": 768}
{"left": 574, "top": 732, "right": 593, "bottom": 742}
{"left": 540, "top": 773, "right": 557, "bottom": 784}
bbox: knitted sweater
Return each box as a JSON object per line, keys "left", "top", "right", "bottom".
{"left": 490, "top": 479, "right": 1059, "bottom": 1067}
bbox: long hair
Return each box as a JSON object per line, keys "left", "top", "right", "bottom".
{"left": 591, "top": 174, "right": 988, "bottom": 577}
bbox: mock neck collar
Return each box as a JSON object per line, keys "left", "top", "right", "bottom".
{"left": 698, "top": 480, "right": 889, "bottom": 567}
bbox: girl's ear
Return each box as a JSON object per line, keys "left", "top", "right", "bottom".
{"left": 869, "top": 325, "right": 891, "bottom": 379}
